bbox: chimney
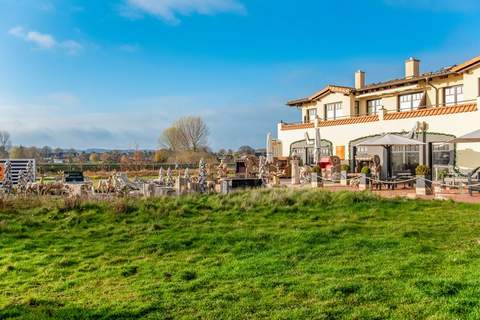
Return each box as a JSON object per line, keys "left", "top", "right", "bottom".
{"left": 405, "top": 57, "right": 420, "bottom": 79}
{"left": 355, "top": 70, "right": 365, "bottom": 89}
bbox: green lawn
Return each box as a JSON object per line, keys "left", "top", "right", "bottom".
{"left": 1, "top": 190, "right": 480, "bottom": 319}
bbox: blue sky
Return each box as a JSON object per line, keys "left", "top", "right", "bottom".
{"left": 0, "top": 0, "right": 479, "bottom": 150}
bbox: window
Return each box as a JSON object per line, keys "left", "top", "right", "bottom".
{"left": 399, "top": 92, "right": 424, "bottom": 111}
{"left": 392, "top": 145, "right": 420, "bottom": 174}
{"left": 307, "top": 108, "right": 317, "bottom": 123}
{"left": 324, "top": 102, "right": 343, "bottom": 120}
{"left": 354, "top": 101, "right": 360, "bottom": 117}
{"left": 432, "top": 143, "right": 453, "bottom": 166}
{"left": 367, "top": 99, "right": 381, "bottom": 115}
{"left": 444, "top": 85, "right": 464, "bottom": 106}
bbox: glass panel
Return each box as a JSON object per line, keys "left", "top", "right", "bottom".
{"left": 308, "top": 109, "right": 317, "bottom": 122}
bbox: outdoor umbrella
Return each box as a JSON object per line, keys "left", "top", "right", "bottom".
{"left": 266, "top": 132, "right": 274, "bottom": 163}
{"left": 358, "top": 134, "right": 425, "bottom": 179}
{"left": 314, "top": 124, "right": 321, "bottom": 164}
{"left": 449, "top": 129, "right": 480, "bottom": 143}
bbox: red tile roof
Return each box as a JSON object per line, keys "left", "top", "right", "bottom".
{"left": 287, "top": 85, "right": 353, "bottom": 106}
{"left": 451, "top": 56, "right": 480, "bottom": 73}
{"left": 384, "top": 103, "right": 477, "bottom": 121}
{"left": 318, "top": 115, "right": 379, "bottom": 127}
{"left": 280, "top": 122, "right": 315, "bottom": 131}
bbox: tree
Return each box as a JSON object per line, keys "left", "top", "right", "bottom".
{"left": 9, "top": 146, "right": 26, "bottom": 159}
{"left": 0, "top": 131, "right": 11, "bottom": 158}
{"left": 89, "top": 153, "right": 99, "bottom": 163}
{"left": 159, "top": 127, "right": 183, "bottom": 151}
{"left": 175, "top": 116, "right": 209, "bottom": 152}
{"left": 154, "top": 149, "right": 169, "bottom": 163}
{"left": 41, "top": 146, "right": 52, "bottom": 159}
{"left": 100, "top": 153, "right": 110, "bottom": 163}
{"left": 238, "top": 145, "right": 255, "bottom": 155}
{"left": 159, "top": 116, "right": 209, "bottom": 152}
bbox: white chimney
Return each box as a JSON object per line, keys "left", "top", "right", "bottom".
{"left": 405, "top": 57, "right": 420, "bottom": 79}
{"left": 355, "top": 70, "right": 365, "bottom": 89}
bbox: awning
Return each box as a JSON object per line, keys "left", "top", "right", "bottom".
{"left": 358, "top": 133, "right": 425, "bottom": 147}
{"left": 449, "top": 130, "right": 480, "bottom": 143}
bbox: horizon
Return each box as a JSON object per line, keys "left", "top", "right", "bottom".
{"left": 1, "top": 0, "right": 480, "bottom": 150}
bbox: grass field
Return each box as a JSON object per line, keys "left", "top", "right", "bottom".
{"left": 1, "top": 190, "right": 480, "bottom": 319}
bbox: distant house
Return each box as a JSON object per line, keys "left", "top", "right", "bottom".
{"left": 277, "top": 55, "right": 480, "bottom": 175}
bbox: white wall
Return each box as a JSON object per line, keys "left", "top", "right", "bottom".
{"left": 278, "top": 98, "right": 480, "bottom": 169}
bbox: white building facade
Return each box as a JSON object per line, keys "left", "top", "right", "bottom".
{"left": 277, "top": 56, "right": 480, "bottom": 177}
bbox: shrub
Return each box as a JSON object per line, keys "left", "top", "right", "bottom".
{"left": 341, "top": 164, "right": 350, "bottom": 172}
{"left": 361, "top": 166, "right": 371, "bottom": 175}
{"left": 438, "top": 169, "right": 449, "bottom": 180}
{"left": 416, "top": 165, "right": 430, "bottom": 176}
{"left": 311, "top": 166, "right": 321, "bottom": 174}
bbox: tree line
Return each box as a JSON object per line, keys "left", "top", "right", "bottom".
{"left": 0, "top": 116, "right": 260, "bottom": 165}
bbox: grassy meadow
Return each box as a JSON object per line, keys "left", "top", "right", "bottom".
{"left": 1, "top": 190, "right": 480, "bottom": 319}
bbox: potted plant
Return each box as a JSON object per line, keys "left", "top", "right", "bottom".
{"left": 340, "top": 164, "right": 350, "bottom": 186}
{"left": 311, "top": 166, "right": 323, "bottom": 188}
{"left": 434, "top": 169, "right": 448, "bottom": 194}
{"left": 415, "top": 165, "right": 432, "bottom": 195}
{"left": 359, "top": 166, "right": 371, "bottom": 191}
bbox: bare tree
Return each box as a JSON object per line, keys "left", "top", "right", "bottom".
{"left": 159, "top": 127, "right": 183, "bottom": 151}
{"left": 0, "top": 131, "right": 11, "bottom": 158}
{"left": 159, "top": 116, "right": 209, "bottom": 152}
{"left": 175, "top": 116, "right": 209, "bottom": 152}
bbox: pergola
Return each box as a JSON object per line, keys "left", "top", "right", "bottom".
{"left": 358, "top": 134, "right": 425, "bottom": 179}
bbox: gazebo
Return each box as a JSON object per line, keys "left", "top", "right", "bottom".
{"left": 358, "top": 134, "right": 425, "bottom": 179}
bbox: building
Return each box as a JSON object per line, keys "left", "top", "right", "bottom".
{"left": 277, "top": 55, "right": 480, "bottom": 178}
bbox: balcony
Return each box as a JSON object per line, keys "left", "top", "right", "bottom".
{"left": 280, "top": 101, "right": 477, "bottom": 131}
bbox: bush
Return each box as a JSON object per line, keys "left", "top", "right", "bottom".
{"left": 341, "top": 164, "right": 350, "bottom": 172}
{"left": 438, "top": 169, "right": 449, "bottom": 180}
{"left": 311, "top": 166, "right": 321, "bottom": 174}
{"left": 361, "top": 166, "right": 371, "bottom": 175}
{"left": 416, "top": 165, "right": 430, "bottom": 176}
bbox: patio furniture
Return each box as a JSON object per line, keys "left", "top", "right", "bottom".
{"left": 358, "top": 134, "right": 425, "bottom": 180}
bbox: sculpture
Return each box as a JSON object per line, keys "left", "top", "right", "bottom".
{"left": 184, "top": 167, "right": 191, "bottom": 183}
{"left": 217, "top": 159, "right": 228, "bottom": 179}
{"left": 158, "top": 167, "right": 165, "bottom": 185}
{"left": 198, "top": 158, "right": 207, "bottom": 193}
{"left": 2, "top": 161, "right": 13, "bottom": 194}
{"left": 258, "top": 156, "right": 268, "bottom": 183}
{"left": 166, "top": 167, "right": 174, "bottom": 187}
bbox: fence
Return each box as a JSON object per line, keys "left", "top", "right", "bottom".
{"left": 37, "top": 163, "right": 198, "bottom": 174}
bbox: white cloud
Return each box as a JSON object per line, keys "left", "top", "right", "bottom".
{"left": 123, "top": 0, "right": 246, "bottom": 24}
{"left": 8, "top": 26, "right": 83, "bottom": 54}
{"left": 26, "top": 30, "right": 57, "bottom": 49}
{"left": 61, "top": 40, "right": 83, "bottom": 55}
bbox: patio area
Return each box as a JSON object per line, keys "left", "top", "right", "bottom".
{"left": 279, "top": 178, "right": 480, "bottom": 204}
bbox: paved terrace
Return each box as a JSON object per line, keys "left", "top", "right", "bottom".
{"left": 279, "top": 179, "right": 480, "bottom": 204}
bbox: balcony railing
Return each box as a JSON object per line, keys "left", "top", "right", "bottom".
{"left": 280, "top": 100, "right": 478, "bottom": 131}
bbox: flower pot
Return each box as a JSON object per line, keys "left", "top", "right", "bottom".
{"left": 359, "top": 173, "right": 370, "bottom": 191}
{"left": 416, "top": 175, "right": 432, "bottom": 196}
{"left": 311, "top": 172, "right": 323, "bottom": 188}
{"left": 340, "top": 170, "right": 349, "bottom": 186}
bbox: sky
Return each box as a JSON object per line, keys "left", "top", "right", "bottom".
{"left": 0, "top": 0, "right": 479, "bottom": 151}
